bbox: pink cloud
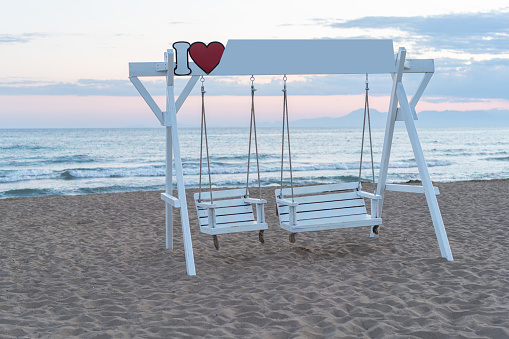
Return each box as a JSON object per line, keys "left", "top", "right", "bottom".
{"left": 1, "top": 94, "right": 507, "bottom": 128}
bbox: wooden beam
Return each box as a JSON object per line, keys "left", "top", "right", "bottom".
{"left": 129, "top": 76, "right": 164, "bottom": 124}
{"left": 396, "top": 82, "right": 453, "bottom": 261}
{"left": 385, "top": 184, "right": 439, "bottom": 195}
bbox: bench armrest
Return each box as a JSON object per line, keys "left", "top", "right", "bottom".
{"left": 356, "top": 191, "right": 382, "bottom": 200}
{"left": 243, "top": 197, "right": 267, "bottom": 205}
{"left": 195, "top": 202, "right": 218, "bottom": 209}
{"left": 276, "top": 198, "right": 299, "bottom": 207}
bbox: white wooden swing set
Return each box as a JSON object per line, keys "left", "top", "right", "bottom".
{"left": 128, "top": 39, "right": 454, "bottom": 276}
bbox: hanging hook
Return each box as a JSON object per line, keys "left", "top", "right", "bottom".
{"left": 200, "top": 76, "right": 205, "bottom": 93}
{"left": 250, "top": 75, "right": 256, "bottom": 92}
{"left": 365, "top": 73, "right": 369, "bottom": 91}
{"left": 282, "top": 74, "right": 287, "bottom": 92}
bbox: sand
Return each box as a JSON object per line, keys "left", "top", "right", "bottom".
{"left": 1, "top": 179, "right": 509, "bottom": 338}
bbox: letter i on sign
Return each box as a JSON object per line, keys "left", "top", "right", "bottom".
{"left": 173, "top": 41, "right": 191, "bottom": 76}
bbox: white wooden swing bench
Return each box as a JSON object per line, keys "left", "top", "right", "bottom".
{"left": 276, "top": 182, "right": 382, "bottom": 234}
{"left": 194, "top": 188, "right": 267, "bottom": 235}
{"left": 129, "top": 39, "right": 455, "bottom": 275}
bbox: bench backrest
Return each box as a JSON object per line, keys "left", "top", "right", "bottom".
{"left": 276, "top": 183, "right": 367, "bottom": 224}
{"left": 194, "top": 189, "right": 255, "bottom": 228}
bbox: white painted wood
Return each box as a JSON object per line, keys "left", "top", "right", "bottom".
{"left": 197, "top": 205, "right": 252, "bottom": 218}
{"left": 207, "top": 208, "right": 216, "bottom": 229}
{"left": 195, "top": 188, "right": 247, "bottom": 201}
{"left": 287, "top": 191, "right": 360, "bottom": 204}
{"left": 275, "top": 184, "right": 379, "bottom": 230}
{"left": 279, "top": 206, "right": 368, "bottom": 223}
{"left": 370, "top": 199, "right": 379, "bottom": 238}
{"left": 385, "top": 184, "right": 439, "bottom": 195}
{"left": 278, "top": 182, "right": 359, "bottom": 197}
{"left": 196, "top": 197, "right": 246, "bottom": 208}
{"left": 409, "top": 72, "right": 434, "bottom": 117}
{"left": 176, "top": 76, "right": 199, "bottom": 113}
{"left": 195, "top": 201, "right": 219, "bottom": 209}
{"left": 288, "top": 205, "right": 296, "bottom": 226}
{"left": 129, "top": 58, "right": 432, "bottom": 78}
{"left": 243, "top": 197, "right": 267, "bottom": 204}
{"left": 194, "top": 188, "right": 267, "bottom": 234}
{"left": 129, "top": 76, "right": 164, "bottom": 124}
{"left": 129, "top": 62, "right": 168, "bottom": 77}
{"left": 281, "top": 215, "right": 383, "bottom": 232}
{"left": 396, "top": 82, "right": 453, "bottom": 261}
{"left": 199, "top": 213, "right": 255, "bottom": 227}
{"left": 275, "top": 197, "right": 299, "bottom": 207}
{"left": 256, "top": 203, "right": 265, "bottom": 224}
{"left": 166, "top": 51, "right": 196, "bottom": 276}
{"left": 375, "top": 48, "right": 407, "bottom": 218}
{"left": 356, "top": 191, "right": 382, "bottom": 200}
{"left": 213, "top": 39, "right": 395, "bottom": 75}
{"left": 401, "top": 59, "right": 434, "bottom": 73}
{"left": 165, "top": 127, "right": 173, "bottom": 249}
{"left": 161, "top": 192, "right": 181, "bottom": 208}
{"left": 200, "top": 222, "right": 268, "bottom": 235}
{"left": 278, "top": 198, "right": 365, "bottom": 214}
{"left": 395, "top": 71, "right": 434, "bottom": 121}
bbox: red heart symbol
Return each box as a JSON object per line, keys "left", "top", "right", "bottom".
{"left": 189, "top": 42, "right": 225, "bottom": 74}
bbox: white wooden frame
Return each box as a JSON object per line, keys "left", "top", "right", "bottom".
{"left": 129, "top": 39, "right": 453, "bottom": 276}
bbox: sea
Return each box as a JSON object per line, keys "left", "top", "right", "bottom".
{"left": 1, "top": 127, "right": 508, "bottom": 199}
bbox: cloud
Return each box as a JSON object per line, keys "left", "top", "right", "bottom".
{"left": 0, "top": 33, "right": 48, "bottom": 44}
{"left": 325, "top": 10, "right": 509, "bottom": 55}
{"left": 0, "top": 79, "right": 159, "bottom": 96}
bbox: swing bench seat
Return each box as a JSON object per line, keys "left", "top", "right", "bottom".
{"left": 194, "top": 188, "right": 268, "bottom": 236}
{"left": 275, "top": 182, "right": 382, "bottom": 233}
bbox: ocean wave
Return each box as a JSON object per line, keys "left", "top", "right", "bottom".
{"left": 484, "top": 156, "right": 509, "bottom": 161}
{"left": 0, "top": 188, "right": 60, "bottom": 198}
{"left": 0, "top": 169, "right": 55, "bottom": 183}
{"left": 61, "top": 166, "right": 166, "bottom": 179}
{"left": 0, "top": 144, "right": 50, "bottom": 151}
{"left": 0, "top": 159, "right": 452, "bottom": 184}
{"left": 50, "top": 155, "right": 97, "bottom": 164}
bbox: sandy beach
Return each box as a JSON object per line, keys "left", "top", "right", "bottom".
{"left": 1, "top": 179, "right": 509, "bottom": 338}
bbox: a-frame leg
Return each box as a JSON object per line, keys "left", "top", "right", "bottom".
{"left": 165, "top": 126, "right": 173, "bottom": 249}
{"left": 375, "top": 48, "right": 407, "bottom": 232}
{"left": 166, "top": 50, "right": 196, "bottom": 275}
{"left": 396, "top": 83, "right": 453, "bottom": 261}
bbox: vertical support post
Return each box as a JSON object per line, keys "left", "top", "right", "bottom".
{"left": 396, "top": 83, "right": 453, "bottom": 261}
{"left": 166, "top": 49, "right": 196, "bottom": 275}
{"left": 375, "top": 48, "right": 407, "bottom": 223}
{"left": 369, "top": 199, "right": 379, "bottom": 238}
{"left": 165, "top": 126, "right": 173, "bottom": 249}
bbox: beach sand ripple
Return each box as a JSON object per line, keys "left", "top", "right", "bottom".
{"left": 1, "top": 180, "right": 509, "bottom": 338}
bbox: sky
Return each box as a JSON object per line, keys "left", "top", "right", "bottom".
{"left": 1, "top": 0, "right": 509, "bottom": 128}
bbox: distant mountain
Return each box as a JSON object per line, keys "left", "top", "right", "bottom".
{"left": 258, "top": 109, "right": 509, "bottom": 128}
{"left": 416, "top": 110, "right": 509, "bottom": 127}
{"left": 291, "top": 108, "right": 387, "bottom": 128}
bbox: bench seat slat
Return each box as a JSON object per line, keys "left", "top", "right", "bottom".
{"left": 278, "top": 197, "right": 365, "bottom": 214}
{"left": 278, "top": 183, "right": 359, "bottom": 197}
{"left": 195, "top": 197, "right": 250, "bottom": 208}
{"left": 280, "top": 215, "right": 382, "bottom": 233}
{"left": 288, "top": 191, "right": 361, "bottom": 204}
{"left": 194, "top": 188, "right": 247, "bottom": 201}
{"left": 278, "top": 206, "right": 368, "bottom": 223}
{"left": 198, "top": 213, "right": 255, "bottom": 227}
{"left": 200, "top": 222, "right": 268, "bottom": 235}
{"left": 197, "top": 205, "right": 253, "bottom": 218}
